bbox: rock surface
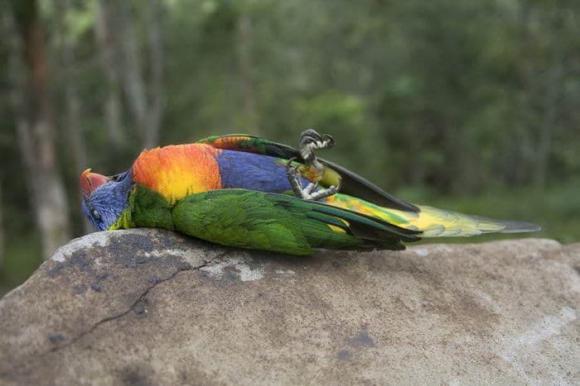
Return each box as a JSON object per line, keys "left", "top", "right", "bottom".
{"left": 0, "top": 229, "right": 578, "bottom": 386}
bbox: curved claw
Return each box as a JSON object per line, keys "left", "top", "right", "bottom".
{"left": 287, "top": 133, "right": 341, "bottom": 201}
{"left": 299, "top": 129, "right": 335, "bottom": 163}
{"left": 304, "top": 182, "right": 319, "bottom": 195}
{"left": 321, "top": 134, "right": 335, "bottom": 149}
{"left": 308, "top": 185, "right": 339, "bottom": 201}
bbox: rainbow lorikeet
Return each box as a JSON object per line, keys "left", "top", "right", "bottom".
{"left": 80, "top": 131, "right": 540, "bottom": 255}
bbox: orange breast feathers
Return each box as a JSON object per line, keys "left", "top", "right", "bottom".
{"left": 132, "top": 144, "right": 222, "bottom": 203}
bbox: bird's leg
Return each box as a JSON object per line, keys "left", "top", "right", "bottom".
{"left": 285, "top": 130, "right": 339, "bottom": 201}
{"left": 287, "top": 162, "right": 305, "bottom": 197}
{"left": 303, "top": 181, "right": 319, "bottom": 195}
{"left": 306, "top": 185, "right": 339, "bottom": 201}
{"left": 286, "top": 157, "right": 339, "bottom": 201}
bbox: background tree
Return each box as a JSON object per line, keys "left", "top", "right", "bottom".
{"left": 95, "top": 0, "right": 125, "bottom": 152}
{"left": 8, "top": 0, "right": 71, "bottom": 258}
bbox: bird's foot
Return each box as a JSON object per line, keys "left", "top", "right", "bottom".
{"left": 287, "top": 163, "right": 338, "bottom": 201}
{"left": 298, "top": 129, "right": 335, "bottom": 166}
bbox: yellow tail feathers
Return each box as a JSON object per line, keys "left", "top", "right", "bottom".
{"left": 324, "top": 194, "right": 540, "bottom": 238}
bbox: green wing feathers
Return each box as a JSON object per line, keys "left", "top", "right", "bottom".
{"left": 171, "top": 189, "right": 420, "bottom": 255}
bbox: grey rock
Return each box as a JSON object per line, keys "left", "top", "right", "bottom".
{"left": 0, "top": 229, "right": 578, "bottom": 385}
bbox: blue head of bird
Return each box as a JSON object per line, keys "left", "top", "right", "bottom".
{"left": 80, "top": 169, "right": 132, "bottom": 231}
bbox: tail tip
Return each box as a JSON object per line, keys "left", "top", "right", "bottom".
{"left": 500, "top": 220, "right": 542, "bottom": 234}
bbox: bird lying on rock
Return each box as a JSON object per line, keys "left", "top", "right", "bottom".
{"left": 80, "top": 130, "right": 540, "bottom": 255}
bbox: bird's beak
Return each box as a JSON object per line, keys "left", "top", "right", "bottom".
{"left": 80, "top": 169, "right": 109, "bottom": 198}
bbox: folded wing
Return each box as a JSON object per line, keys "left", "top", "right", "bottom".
{"left": 197, "top": 134, "right": 419, "bottom": 212}
{"left": 171, "top": 188, "right": 421, "bottom": 255}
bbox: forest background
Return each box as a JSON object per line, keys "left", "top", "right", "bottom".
{"left": 1, "top": 0, "right": 579, "bottom": 293}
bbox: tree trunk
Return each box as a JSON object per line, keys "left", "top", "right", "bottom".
{"left": 143, "top": 0, "right": 164, "bottom": 148}
{"left": 115, "top": 0, "right": 164, "bottom": 149}
{"left": 55, "top": 0, "right": 91, "bottom": 233}
{"left": 513, "top": 0, "right": 535, "bottom": 186}
{"left": 118, "top": 0, "right": 148, "bottom": 146}
{"left": 55, "top": 0, "right": 87, "bottom": 176}
{"left": 9, "top": 0, "right": 71, "bottom": 258}
{"left": 535, "top": 11, "right": 564, "bottom": 190}
{"left": 237, "top": 11, "right": 259, "bottom": 133}
{"left": 0, "top": 183, "right": 4, "bottom": 272}
{"left": 95, "top": 0, "right": 125, "bottom": 151}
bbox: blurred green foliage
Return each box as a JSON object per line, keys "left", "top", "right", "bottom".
{"left": 1, "top": 0, "right": 579, "bottom": 294}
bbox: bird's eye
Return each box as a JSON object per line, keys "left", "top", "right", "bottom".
{"left": 110, "top": 174, "right": 121, "bottom": 182}
{"left": 91, "top": 209, "right": 101, "bottom": 221}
